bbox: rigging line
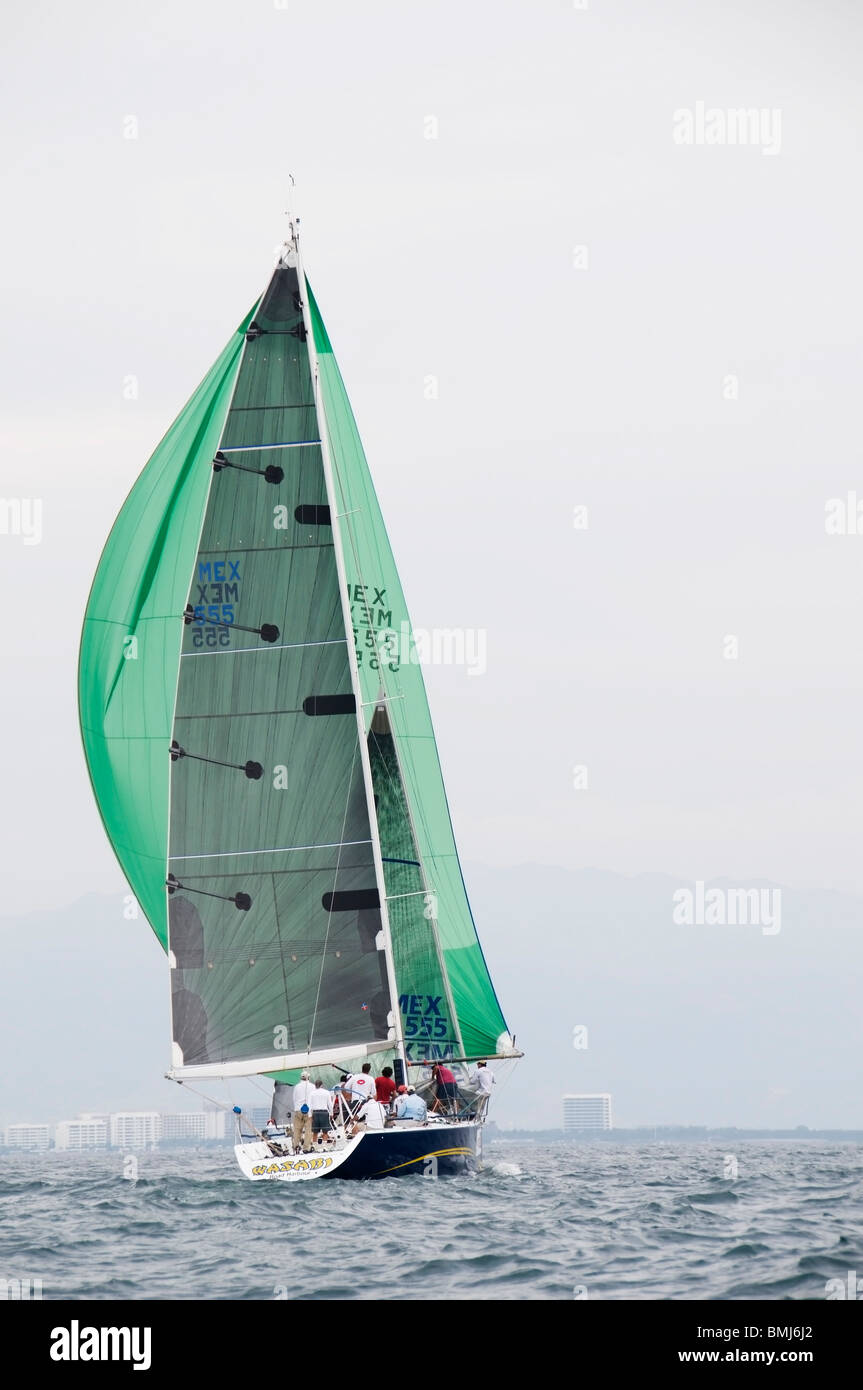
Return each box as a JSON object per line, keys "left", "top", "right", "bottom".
{"left": 308, "top": 740, "right": 361, "bottom": 1054}
{"left": 166, "top": 1077, "right": 235, "bottom": 1112}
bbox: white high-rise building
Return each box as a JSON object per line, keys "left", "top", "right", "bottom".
{"left": 110, "top": 1112, "right": 161, "bottom": 1149}
{"left": 205, "top": 1108, "right": 226, "bottom": 1140}
{"left": 55, "top": 1115, "right": 109, "bottom": 1151}
{"left": 5, "top": 1124, "right": 51, "bottom": 1151}
{"left": 160, "top": 1111, "right": 226, "bottom": 1142}
{"left": 563, "top": 1094, "right": 613, "bottom": 1132}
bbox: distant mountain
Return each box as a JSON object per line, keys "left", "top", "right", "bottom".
{"left": 1, "top": 868, "right": 860, "bottom": 1130}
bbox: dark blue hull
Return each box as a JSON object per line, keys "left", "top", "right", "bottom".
{"left": 326, "top": 1122, "right": 481, "bottom": 1180}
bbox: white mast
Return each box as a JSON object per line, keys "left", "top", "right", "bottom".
{"left": 291, "top": 216, "right": 408, "bottom": 1077}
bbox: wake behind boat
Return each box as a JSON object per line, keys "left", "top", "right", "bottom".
{"left": 78, "top": 204, "right": 520, "bottom": 1180}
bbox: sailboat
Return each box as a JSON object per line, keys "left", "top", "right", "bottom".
{"left": 78, "top": 212, "right": 519, "bottom": 1180}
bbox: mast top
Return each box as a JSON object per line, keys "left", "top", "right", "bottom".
{"left": 277, "top": 173, "right": 300, "bottom": 266}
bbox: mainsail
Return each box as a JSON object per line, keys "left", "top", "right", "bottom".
{"left": 78, "top": 222, "right": 512, "bottom": 1085}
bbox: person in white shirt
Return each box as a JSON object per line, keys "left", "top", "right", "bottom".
{"left": 357, "top": 1097, "right": 388, "bottom": 1131}
{"left": 344, "top": 1063, "right": 376, "bottom": 1108}
{"left": 471, "top": 1061, "right": 494, "bottom": 1117}
{"left": 310, "top": 1080, "right": 334, "bottom": 1145}
{"left": 292, "top": 1071, "right": 316, "bottom": 1153}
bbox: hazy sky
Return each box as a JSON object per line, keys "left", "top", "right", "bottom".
{"left": 3, "top": 0, "right": 863, "bottom": 928}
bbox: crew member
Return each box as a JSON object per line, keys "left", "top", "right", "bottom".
{"left": 375, "top": 1065, "right": 397, "bottom": 1108}
{"left": 344, "top": 1063, "right": 376, "bottom": 1108}
{"left": 310, "top": 1078, "right": 334, "bottom": 1145}
{"left": 431, "top": 1062, "right": 459, "bottom": 1114}
{"left": 394, "top": 1085, "right": 428, "bottom": 1122}
{"left": 471, "top": 1060, "right": 495, "bottom": 1117}
{"left": 291, "top": 1070, "right": 315, "bottom": 1153}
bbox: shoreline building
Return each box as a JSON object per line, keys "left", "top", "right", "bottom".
{"left": 563, "top": 1093, "right": 613, "bottom": 1133}
{"left": 160, "top": 1111, "right": 226, "bottom": 1143}
{"left": 4, "top": 1124, "right": 51, "bottom": 1152}
{"left": 55, "top": 1115, "right": 109, "bottom": 1151}
{"left": 3, "top": 1109, "right": 230, "bottom": 1150}
{"left": 110, "top": 1112, "right": 161, "bottom": 1150}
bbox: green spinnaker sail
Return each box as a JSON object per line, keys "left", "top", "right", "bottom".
{"left": 78, "top": 252, "right": 511, "bottom": 1077}
{"left": 78, "top": 307, "right": 256, "bottom": 949}
{"left": 308, "top": 283, "right": 509, "bottom": 1059}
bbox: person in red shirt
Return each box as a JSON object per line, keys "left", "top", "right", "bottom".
{"left": 432, "top": 1062, "right": 459, "bottom": 1114}
{"left": 375, "top": 1066, "right": 397, "bottom": 1108}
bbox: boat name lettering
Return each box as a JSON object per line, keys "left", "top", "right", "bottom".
{"left": 251, "top": 1157, "right": 333, "bottom": 1176}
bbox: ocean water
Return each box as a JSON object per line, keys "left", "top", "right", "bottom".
{"left": 1, "top": 1141, "right": 860, "bottom": 1301}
